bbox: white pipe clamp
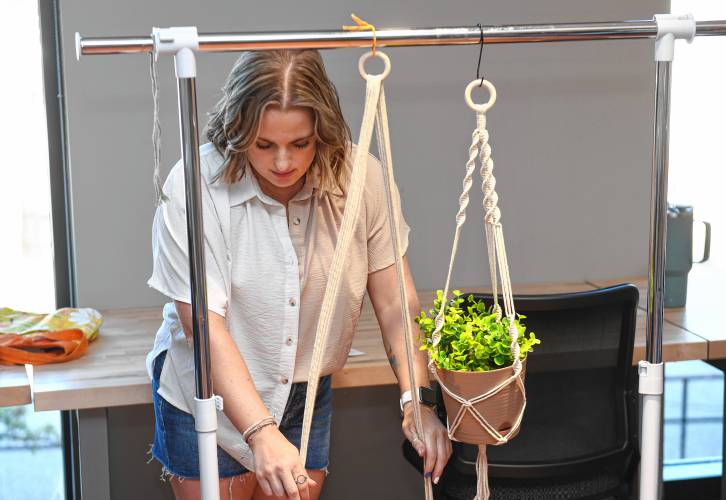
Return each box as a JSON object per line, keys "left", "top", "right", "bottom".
{"left": 194, "top": 396, "right": 222, "bottom": 433}
{"left": 638, "top": 360, "right": 664, "bottom": 395}
{"left": 152, "top": 26, "right": 200, "bottom": 57}
{"left": 75, "top": 32, "right": 82, "bottom": 61}
{"left": 654, "top": 14, "right": 696, "bottom": 62}
{"left": 152, "top": 26, "right": 200, "bottom": 78}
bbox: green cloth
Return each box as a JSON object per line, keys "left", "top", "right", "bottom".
{"left": 0, "top": 307, "right": 102, "bottom": 341}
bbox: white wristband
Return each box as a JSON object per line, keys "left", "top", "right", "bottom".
{"left": 399, "top": 390, "right": 413, "bottom": 413}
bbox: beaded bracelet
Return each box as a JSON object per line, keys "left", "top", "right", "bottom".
{"left": 246, "top": 420, "right": 277, "bottom": 445}
{"left": 243, "top": 416, "right": 277, "bottom": 444}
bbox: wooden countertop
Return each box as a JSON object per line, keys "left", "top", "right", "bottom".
{"left": 25, "top": 280, "right": 705, "bottom": 411}
{"left": 31, "top": 307, "right": 160, "bottom": 411}
{"left": 588, "top": 265, "right": 723, "bottom": 359}
{"left": 0, "top": 365, "right": 31, "bottom": 407}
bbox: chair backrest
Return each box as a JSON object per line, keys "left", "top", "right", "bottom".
{"left": 450, "top": 284, "right": 639, "bottom": 480}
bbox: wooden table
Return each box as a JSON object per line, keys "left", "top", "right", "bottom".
{"left": 31, "top": 307, "right": 161, "bottom": 411}
{"left": 659, "top": 265, "right": 725, "bottom": 359}
{"left": 0, "top": 365, "right": 31, "bottom": 407}
{"left": 587, "top": 265, "right": 723, "bottom": 359}
{"left": 24, "top": 280, "right": 706, "bottom": 411}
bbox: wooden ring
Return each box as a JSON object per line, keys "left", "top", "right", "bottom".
{"left": 358, "top": 50, "right": 391, "bottom": 80}
{"left": 465, "top": 79, "right": 497, "bottom": 113}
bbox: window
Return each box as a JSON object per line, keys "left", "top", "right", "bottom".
{"left": 664, "top": 0, "right": 726, "bottom": 482}
{"left": 0, "top": 1, "right": 64, "bottom": 498}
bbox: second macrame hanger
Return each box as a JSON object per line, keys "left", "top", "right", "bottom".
{"left": 421, "top": 29, "right": 525, "bottom": 500}
{"left": 300, "top": 16, "right": 434, "bottom": 500}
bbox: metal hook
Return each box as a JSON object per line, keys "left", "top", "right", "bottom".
{"left": 476, "top": 23, "right": 485, "bottom": 87}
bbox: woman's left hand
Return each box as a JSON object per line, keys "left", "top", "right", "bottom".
{"left": 402, "top": 403, "right": 452, "bottom": 485}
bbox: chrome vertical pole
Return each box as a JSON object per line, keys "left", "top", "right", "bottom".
{"left": 645, "top": 60, "right": 670, "bottom": 370}
{"left": 639, "top": 14, "right": 694, "bottom": 500}
{"left": 164, "top": 27, "right": 221, "bottom": 500}
{"left": 639, "top": 59, "right": 670, "bottom": 500}
{"left": 177, "top": 76, "right": 213, "bottom": 401}
{"left": 178, "top": 71, "right": 220, "bottom": 500}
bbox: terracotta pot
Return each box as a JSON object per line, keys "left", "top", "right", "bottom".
{"left": 436, "top": 357, "right": 527, "bottom": 445}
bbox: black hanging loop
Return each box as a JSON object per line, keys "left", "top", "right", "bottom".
{"left": 476, "top": 23, "right": 485, "bottom": 87}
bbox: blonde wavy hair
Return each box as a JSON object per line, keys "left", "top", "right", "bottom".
{"left": 205, "top": 49, "right": 351, "bottom": 194}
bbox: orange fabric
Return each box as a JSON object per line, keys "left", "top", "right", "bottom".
{"left": 0, "top": 329, "right": 89, "bottom": 365}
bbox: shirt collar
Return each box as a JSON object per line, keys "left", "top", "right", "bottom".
{"left": 228, "top": 170, "right": 262, "bottom": 207}
{"left": 297, "top": 166, "right": 344, "bottom": 200}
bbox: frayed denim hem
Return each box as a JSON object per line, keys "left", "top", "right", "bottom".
{"left": 145, "top": 441, "right": 329, "bottom": 497}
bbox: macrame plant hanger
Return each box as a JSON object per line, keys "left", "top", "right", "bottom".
{"left": 298, "top": 45, "right": 434, "bottom": 499}
{"left": 425, "top": 77, "right": 527, "bottom": 500}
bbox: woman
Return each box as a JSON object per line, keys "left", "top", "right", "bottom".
{"left": 146, "top": 49, "right": 451, "bottom": 499}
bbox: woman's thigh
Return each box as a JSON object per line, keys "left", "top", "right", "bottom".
{"left": 170, "top": 471, "right": 258, "bottom": 500}
{"left": 252, "top": 469, "right": 326, "bottom": 500}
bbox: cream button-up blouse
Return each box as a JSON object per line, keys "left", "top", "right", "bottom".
{"left": 146, "top": 141, "right": 409, "bottom": 470}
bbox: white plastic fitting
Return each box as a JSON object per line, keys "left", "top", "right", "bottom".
{"left": 152, "top": 26, "right": 200, "bottom": 78}
{"left": 194, "top": 396, "right": 221, "bottom": 433}
{"left": 75, "top": 32, "right": 82, "bottom": 61}
{"left": 638, "top": 360, "right": 664, "bottom": 395}
{"left": 195, "top": 395, "right": 222, "bottom": 500}
{"left": 654, "top": 14, "right": 696, "bottom": 62}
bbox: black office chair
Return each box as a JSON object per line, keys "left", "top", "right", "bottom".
{"left": 404, "top": 284, "right": 640, "bottom": 500}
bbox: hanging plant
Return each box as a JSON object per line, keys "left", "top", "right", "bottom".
{"left": 416, "top": 290, "right": 540, "bottom": 372}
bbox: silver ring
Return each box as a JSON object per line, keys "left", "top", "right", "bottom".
{"left": 295, "top": 474, "right": 308, "bottom": 485}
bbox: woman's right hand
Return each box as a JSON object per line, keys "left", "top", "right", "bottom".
{"left": 249, "top": 426, "right": 318, "bottom": 499}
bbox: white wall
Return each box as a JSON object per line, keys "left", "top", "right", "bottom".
{"left": 61, "top": 0, "right": 665, "bottom": 310}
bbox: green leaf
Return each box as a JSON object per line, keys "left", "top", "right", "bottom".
{"left": 494, "top": 354, "right": 508, "bottom": 366}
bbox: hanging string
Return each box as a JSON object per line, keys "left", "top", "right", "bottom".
{"left": 150, "top": 51, "right": 168, "bottom": 206}
{"left": 343, "top": 14, "right": 378, "bottom": 55}
{"left": 475, "top": 23, "right": 485, "bottom": 87}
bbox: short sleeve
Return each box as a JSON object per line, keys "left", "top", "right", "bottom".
{"left": 365, "top": 153, "right": 411, "bottom": 273}
{"left": 147, "top": 162, "right": 228, "bottom": 316}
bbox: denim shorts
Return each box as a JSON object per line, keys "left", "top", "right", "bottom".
{"left": 150, "top": 350, "right": 333, "bottom": 479}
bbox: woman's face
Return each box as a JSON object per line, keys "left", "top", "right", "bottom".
{"left": 246, "top": 104, "right": 317, "bottom": 204}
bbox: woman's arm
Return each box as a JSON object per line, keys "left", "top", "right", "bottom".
{"left": 174, "top": 301, "right": 317, "bottom": 498}
{"left": 175, "top": 301, "right": 268, "bottom": 432}
{"left": 366, "top": 257, "right": 429, "bottom": 395}
{"left": 366, "top": 256, "right": 452, "bottom": 484}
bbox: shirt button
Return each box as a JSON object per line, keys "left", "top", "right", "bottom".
{"left": 289, "top": 298, "right": 297, "bottom": 307}
{"left": 281, "top": 377, "right": 289, "bottom": 385}
{"left": 286, "top": 337, "right": 293, "bottom": 346}
{"left": 293, "top": 217, "right": 301, "bottom": 226}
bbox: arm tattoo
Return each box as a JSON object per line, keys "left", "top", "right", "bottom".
{"left": 386, "top": 344, "right": 399, "bottom": 372}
